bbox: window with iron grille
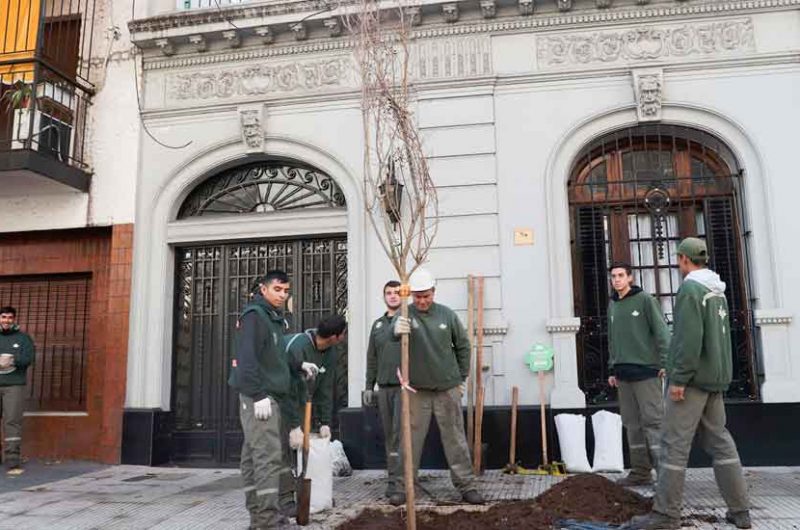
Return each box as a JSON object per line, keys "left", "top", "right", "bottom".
{"left": 569, "top": 124, "right": 757, "bottom": 404}
{"left": 0, "top": 275, "right": 91, "bottom": 411}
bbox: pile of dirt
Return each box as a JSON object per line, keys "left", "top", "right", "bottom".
{"left": 337, "top": 474, "right": 652, "bottom": 530}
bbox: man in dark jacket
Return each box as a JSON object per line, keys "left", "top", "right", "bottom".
{"left": 393, "top": 268, "right": 483, "bottom": 506}
{"left": 607, "top": 263, "right": 670, "bottom": 486}
{"left": 363, "top": 280, "right": 402, "bottom": 499}
{"left": 623, "top": 238, "right": 750, "bottom": 530}
{"left": 228, "top": 272, "right": 319, "bottom": 529}
{"left": 0, "top": 306, "right": 34, "bottom": 475}
{"left": 284, "top": 314, "right": 348, "bottom": 441}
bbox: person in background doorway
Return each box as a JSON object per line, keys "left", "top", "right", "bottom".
{"left": 0, "top": 306, "right": 34, "bottom": 476}
{"left": 363, "top": 280, "right": 402, "bottom": 499}
{"left": 607, "top": 263, "right": 670, "bottom": 487}
{"left": 623, "top": 238, "right": 750, "bottom": 530}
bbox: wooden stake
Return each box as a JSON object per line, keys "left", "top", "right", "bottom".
{"left": 538, "top": 371, "right": 548, "bottom": 466}
{"left": 466, "top": 275, "right": 475, "bottom": 456}
{"left": 509, "top": 386, "right": 519, "bottom": 467}
{"left": 473, "top": 386, "right": 485, "bottom": 475}
{"left": 472, "top": 277, "right": 485, "bottom": 474}
{"left": 399, "top": 290, "right": 416, "bottom": 530}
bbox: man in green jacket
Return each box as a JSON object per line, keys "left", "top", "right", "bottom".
{"left": 607, "top": 263, "right": 670, "bottom": 487}
{"left": 0, "top": 306, "right": 34, "bottom": 475}
{"left": 393, "top": 268, "right": 484, "bottom": 506}
{"left": 228, "top": 271, "right": 320, "bottom": 529}
{"left": 363, "top": 280, "right": 402, "bottom": 499}
{"left": 623, "top": 238, "right": 750, "bottom": 530}
{"left": 284, "top": 314, "right": 348, "bottom": 441}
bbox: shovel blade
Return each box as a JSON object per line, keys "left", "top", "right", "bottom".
{"left": 296, "top": 478, "right": 312, "bottom": 526}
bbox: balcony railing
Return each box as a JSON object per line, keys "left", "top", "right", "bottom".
{"left": 0, "top": 0, "right": 97, "bottom": 191}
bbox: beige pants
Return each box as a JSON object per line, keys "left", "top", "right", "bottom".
{"left": 399, "top": 386, "right": 476, "bottom": 494}
{"left": 618, "top": 377, "right": 664, "bottom": 479}
{"left": 654, "top": 386, "right": 749, "bottom": 519}
{"left": 0, "top": 384, "right": 24, "bottom": 468}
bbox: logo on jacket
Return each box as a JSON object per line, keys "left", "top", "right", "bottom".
{"left": 13, "top": 343, "right": 19, "bottom": 348}
{"left": 273, "top": 332, "right": 279, "bottom": 345}
{"left": 411, "top": 318, "right": 420, "bottom": 329}
{"left": 631, "top": 310, "right": 640, "bottom": 317}
{"left": 375, "top": 321, "right": 383, "bottom": 329}
{"left": 438, "top": 323, "right": 447, "bottom": 330}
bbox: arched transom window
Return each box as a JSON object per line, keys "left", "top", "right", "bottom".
{"left": 178, "top": 160, "right": 346, "bottom": 219}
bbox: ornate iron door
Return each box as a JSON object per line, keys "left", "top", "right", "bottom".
{"left": 172, "top": 237, "right": 348, "bottom": 466}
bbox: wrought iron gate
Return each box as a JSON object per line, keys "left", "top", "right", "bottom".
{"left": 569, "top": 125, "right": 757, "bottom": 405}
{"left": 172, "top": 237, "right": 348, "bottom": 466}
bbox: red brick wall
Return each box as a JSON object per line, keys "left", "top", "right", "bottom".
{"left": 0, "top": 224, "right": 133, "bottom": 463}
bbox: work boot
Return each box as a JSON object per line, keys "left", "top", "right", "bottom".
{"left": 617, "top": 473, "right": 654, "bottom": 487}
{"left": 388, "top": 492, "right": 406, "bottom": 506}
{"left": 621, "top": 512, "right": 680, "bottom": 530}
{"left": 725, "top": 510, "right": 752, "bottom": 529}
{"left": 462, "top": 490, "right": 485, "bottom": 505}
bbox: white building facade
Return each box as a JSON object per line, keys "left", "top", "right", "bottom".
{"left": 125, "top": 0, "right": 799, "bottom": 466}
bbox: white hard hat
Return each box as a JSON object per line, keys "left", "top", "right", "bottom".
{"left": 409, "top": 267, "right": 436, "bottom": 292}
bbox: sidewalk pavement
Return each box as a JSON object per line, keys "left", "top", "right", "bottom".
{"left": 1, "top": 463, "right": 798, "bottom": 529}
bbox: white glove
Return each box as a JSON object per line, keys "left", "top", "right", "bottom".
{"left": 0, "top": 354, "right": 14, "bottom": 369}
{"left": 254, "top": 397, "right": 272, "bottom": 421}
{"left": 459, "top": 381, "right": 467, "bottom": 395}
{"left": 320, "top": 425, "right": 331, "bottom": 439}
{"left": 393, "top": 316, "right": 411, "bottom": 336}
{"left": 301, "top": 362, "right": 320, "bottom": 379}
{"left": 289, "top": 427, "right": 304, "bottom": 450}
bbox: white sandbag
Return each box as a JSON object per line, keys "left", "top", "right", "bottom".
{"left": 330, "top": 439, "right": 352, "bottom": 477}
{"left": 554, "top": 413, "right": 592, "bottom": 473}
{"left": 591, "top": 410, "right": 624, "bottom": 473}
{"left": 305, "top": 436, "right": 333, "bottom": 513}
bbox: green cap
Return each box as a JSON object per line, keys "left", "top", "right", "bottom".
{"left": 676, "top": 237, "right": 708, "bottom": 263}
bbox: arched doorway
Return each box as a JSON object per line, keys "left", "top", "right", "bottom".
{"left": 568, "top": 124, "right": 757, "bottom": 405}
{"left": 171, "top": 159, "right": 348, "bottom": 465}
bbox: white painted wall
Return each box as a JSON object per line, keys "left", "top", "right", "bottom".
{"left": 125, "top": 3, "right": 800, "bottom": 411}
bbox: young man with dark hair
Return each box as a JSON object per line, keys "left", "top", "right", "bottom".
{"left": 228, "top": 272, "right": 319, "bottom": 528}
{"left": 393, "top": 268, "right": 483, "bottom": 506}
{"left": 284, "top": 313, "right": 348, "bottom": 442}
{"left": 607, "top": 263, "right": 670, "bottom": 487}
{"left": 0, "top": 306, "right": 34, "bottom": 475}
{"left": 623, "top": 238, "right": 750, "bottom": 530}
{"left": 363, "top": 280, "right": 402, "bottom": 499}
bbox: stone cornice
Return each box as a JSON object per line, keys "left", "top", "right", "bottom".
{"left": 546, "top": 317, "right": 582, "bottom": 333}
{"left": 139, "top": 0, "right": 798, "bottom": 71}
{"left": 755, "top": 309, "right": 793, "bottom": 326}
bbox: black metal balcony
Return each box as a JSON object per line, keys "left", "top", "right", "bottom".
{"left": 0, "top": 0, "right": 97, "bottom": 192}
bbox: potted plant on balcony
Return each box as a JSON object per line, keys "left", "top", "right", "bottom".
{"left": 1, "top": 79, "right": 34, "bottom": 111}
{"left": 2, "top": 79, "right": 36, "bottom": 149}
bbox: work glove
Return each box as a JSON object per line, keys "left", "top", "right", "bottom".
{"left": 301, "top": 362, "right": 320, "bottom": 379}
{"left": 319, "top": 425, "right": 331, "bottom": 439}
{"left": 459, "top": 381, "right": 467, "bottom": 396}
{"left": 361, "top": 389, "right": 376, "bottom": 408}
{"left": 393, "top": 316, "right": 411, "bottom": 336}
{"left": 253, "top": 397, "right": 272, "bottom": 421}
{"left": 0, "top": 354, "right": 14, "bottom": 370}
{"left": 289, "top": 427, "right": 304, "bottom": 450}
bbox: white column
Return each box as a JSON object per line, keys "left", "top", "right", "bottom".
{"left": 547, "top": 317, "right": 586, "bottom": 409}
{"left": 756, "top": 309, "right": 798, "bottom": 403}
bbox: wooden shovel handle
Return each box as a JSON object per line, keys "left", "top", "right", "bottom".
{"left": 302, "top": 400, "right": 312, "bottom": 453}
{"left": 510, "top": 386, "right": 519, "bottom": 465}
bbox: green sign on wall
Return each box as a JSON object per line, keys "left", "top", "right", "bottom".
{"left": 525, "top": 343, "right": 554, "bottom": 373}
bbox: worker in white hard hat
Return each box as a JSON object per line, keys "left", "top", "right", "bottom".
{"left": 391, "top": 267, "right": 484, "bottom": 506}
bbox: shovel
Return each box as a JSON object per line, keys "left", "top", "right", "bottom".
{"left": 296, "top": 377, "right": 316, "bottom": 526}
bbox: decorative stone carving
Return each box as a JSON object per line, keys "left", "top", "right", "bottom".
{"left": 409, "top": 35, "right": 492, "bottom": 80}
{"left": 442, "top": 3, "right": 459, "bottom": 23}
{"left": 596, "top": 0, "right": 612, "bottom": 7}
{"left": 537, "top": 18, "right": 755, "bottom": 67}
{"left": 154, "top": 38, "right": 174, "bottom": 56}
{"left": 167, "top": 57, "right": 353, "bottom": 102}
{"left": 222, "top": 30, "right": 241, "bottom": 48}
{"left": 406, "top": 6, "right": 422, "bottom": 26}
{"left": 632, "top": 68, "right": 663, "bottom": 122}
{"left": 556, "top": 0, "right": 572, "bottom": 12}
{"left": 636, "top": 0, "right": 650, "bottom": 4}
{"left": 238, "top": 105, "right": 265, "bottom": 151}
{"left": 519, "top": 0, "right": 535, "bottom": 15}
{"left": 188, "top": 34, "right": 206, "bottom": 53}
{"left": 254, "top": 26, "right": 273, "bottom": 44}
{"left": 480, "top": 0, "right": 497, "bottom": 18}
{"left": 291, "top": 22, "right": 307, "bottom": 41}
{"left": 323, "top": 18, "right": 342, "bottom": 37}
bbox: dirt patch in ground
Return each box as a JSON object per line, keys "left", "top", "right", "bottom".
{"left": 337, "top": 474, "right": 652, "bottom": 530}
